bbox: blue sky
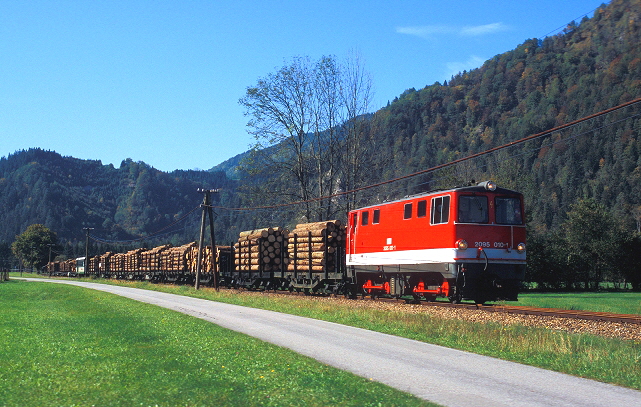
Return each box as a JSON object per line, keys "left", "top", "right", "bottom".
{"left": 1, "top": 0, "right": 605, "bottom": 172}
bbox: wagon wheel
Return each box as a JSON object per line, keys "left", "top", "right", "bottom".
{"left": 449, "top": 289, "right": 462, "bottom": 304}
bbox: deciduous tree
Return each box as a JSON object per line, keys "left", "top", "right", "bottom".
{"left": 11, "top": 224, "right": 59, "bottom": 270}
{"left": 239, "top": 53, "right": 372, "bottom": 222}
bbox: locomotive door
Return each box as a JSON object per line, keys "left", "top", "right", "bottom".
{"left": 348, "top": 212, "right": 357, "bottom": 262}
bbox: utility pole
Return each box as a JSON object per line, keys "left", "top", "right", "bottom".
{"left": 47, "top": 243, "right": 54, "bottom": 276}
{"left": 195, "top": 188, "right": 221, "bottom": 290}
{"left": 83, "top": 227, "right": 94, "bottom": 275}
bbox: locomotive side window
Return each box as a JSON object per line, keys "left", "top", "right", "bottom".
{"left": 495, "top": 197, "right": 523, "bottom": 225}
{"left": 458, "top": 195, "right": 488, "bottom": 223}
{"left": 417, "top": 200, "right": 427, "bottom": 218}
{"left": 373, "top": 209, "right": 380, "bottom": 224}
{"left": 431, "top": 195, "right": 450, "bottom": 224}
{"left": 361, "top": 211, "right": 369, "bottom": 226}
{"left": 404, "top": 203, "right": 413, "bottom": 219}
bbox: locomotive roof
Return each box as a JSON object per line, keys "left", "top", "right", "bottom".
{"left": 350, "top": 182, "right": 521, "bottom": 212}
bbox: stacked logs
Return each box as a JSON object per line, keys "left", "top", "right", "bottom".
{"left": 88, "top": 256, "right": 99, "bottom": 274}
{"left": 96, "top": 251, "right": 115, "bottom": 275}
{"left": 192, "top": 245, "right": 232, "bottom": 274}
{"left": 191, "top": 245, "right": 215, "bottom": 274}
{"left": 124, "top": 248, "right": 145, "bottom": 272}
{"left": 111, "top": 252, "right": 126, "bottom": 274}
{"left": 160, "top": 242, "right": 197, "bottom": 273}
{"left": 287, "top": 220, "right": 345, "bottom": 273}
{"left": 61, "top": 259, "right": 75, "bottom": 274}
{"left": 140, "top": 245, "right": 171, "bottom": 272}
{"left": 235, "top": 227, "right": 287, "bottom": 272}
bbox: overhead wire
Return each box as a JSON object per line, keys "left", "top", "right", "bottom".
{"left": 88, "top": 205, "right": 201, "bottom": 245}
{"left": 541, "top": 6, "right": 603, "bottom": 38}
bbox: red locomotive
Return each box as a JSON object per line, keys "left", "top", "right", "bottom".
{"left": 346, "top": 181, "right": 526, "bottom": 303}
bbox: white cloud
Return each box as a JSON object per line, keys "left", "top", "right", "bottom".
{"left": 445, "top": 55, "right": 486, "bottom": 79}
{"left": 460, "top": 22, "right": 509, "bottom": 36}
{"left": 396, "top": 22, "right": 509, "bottom": 39}
{"left": 395, "top": 25, "right": 457, "bottom": 40}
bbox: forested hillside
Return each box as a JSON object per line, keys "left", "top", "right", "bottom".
{"left": 0, "top": 149, "right": 241, "bottom": 253}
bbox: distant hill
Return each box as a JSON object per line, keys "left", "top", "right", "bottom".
{"left": 0, "top": 149, "right": 240, "bottom": 250}
{"left": 209, "top": 151, "right": 248, "bottom": 179}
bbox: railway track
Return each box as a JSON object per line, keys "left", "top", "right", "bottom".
{"left": 419, "top": 301, "right": 641, "bottom": 325}
{"left": 238, "top": 287, "right": 641, "bottom": 326}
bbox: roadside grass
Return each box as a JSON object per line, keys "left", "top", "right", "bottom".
{"left": 9, "top": 276, "right": 641, "bottom": 391}
{"left": 515, "top": 291, "right": 641, "bottom": 315}
{"left": 0, "top": 281, "right": 437, "bottom": 407}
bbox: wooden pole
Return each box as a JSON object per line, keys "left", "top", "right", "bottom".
{"left": 208, "top": 200, "right": 219, "bottom": 290}
{"left": 195, "top": 190, "right": 208, "bottom": 290}
{"left": 195, "top": 188, "right": 221, "bottom": 290}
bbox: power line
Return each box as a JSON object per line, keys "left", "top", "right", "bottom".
{"left": 541, "top": 5, "right": 603, "bottom": 38}
{"left": 88, "top": 205, "right": 201, "bottom": 245}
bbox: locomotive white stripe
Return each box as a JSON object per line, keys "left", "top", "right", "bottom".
{"left": 346, "top": 247, "right": 525, "bottom": 266}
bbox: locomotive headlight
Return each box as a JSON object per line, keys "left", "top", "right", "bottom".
{"left": 456, "top": 239, "right": 468, "bottom": 250}
{"left": 478, "top": 180, "right": 497, "bottom": 191}
{"left": 517, "top": 242, "right": 526, "bottom": 253}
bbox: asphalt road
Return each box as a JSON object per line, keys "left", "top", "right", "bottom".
{"left": 22, "top": 279, "right": 641, "bottom": 407}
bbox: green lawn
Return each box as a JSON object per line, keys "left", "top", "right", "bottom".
{"left": 516, "top": 291, "right": 641, "bottom": 315}
{"left": 0, "top": 281, "right": 437, "bottom": 407}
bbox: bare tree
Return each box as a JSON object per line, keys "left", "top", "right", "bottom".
{"left": 239, "top": 53, "right": 373, "bottom": 222}
{"left": 341, "top": 50, "right": 374, "bottom": 212}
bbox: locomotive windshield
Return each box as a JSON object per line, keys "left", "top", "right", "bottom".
{"left": 495, "top": 197, "right": 523, "bottom": 225}
{"left": 458, "top": 195, "right": 488, "bottom": 223}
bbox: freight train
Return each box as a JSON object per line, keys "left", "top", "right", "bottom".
{"left": 47, "top": 181, "right": 526, "bottom": 303}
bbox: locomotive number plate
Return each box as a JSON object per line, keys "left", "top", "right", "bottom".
{"left": 475, "top": 241, "right": 510, "bottom": 248}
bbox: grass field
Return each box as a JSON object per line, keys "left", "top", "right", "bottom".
{"left": 4, "top": 276, "right": 641, "bottom": 401}
{"left": 516, "top": 291, "right": 641, "bottom": 315}
{"left": 0, "top": 280, "right": 437, "bottom": 407}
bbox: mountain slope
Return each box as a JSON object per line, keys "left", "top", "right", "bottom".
{"left": 0, "top": 149, "right": 237, "bottom": 245}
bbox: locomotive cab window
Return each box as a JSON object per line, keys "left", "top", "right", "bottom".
{"left": 431, "top": 196, "right": 450, "bottom": 224}
{"left": 373, "top": 209, "right": 380, "bottom": 224}
{"left": 458, "top": 195, "right": 488, "bottom": 223}
{"left": 404, "top": 203, "right": 413, "bottom": 219}
{"left": 495, "top": 197, "right": 523, "bottom": 225}
{"left": 361, "top": 211, "right": 369, "bottom": 226}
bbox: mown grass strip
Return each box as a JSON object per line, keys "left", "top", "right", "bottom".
{"left": 0, "top": 281, "right": 437, "bottom": 407}
{"left": 516, "top": 291, "right": 641, "bottom": 315}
